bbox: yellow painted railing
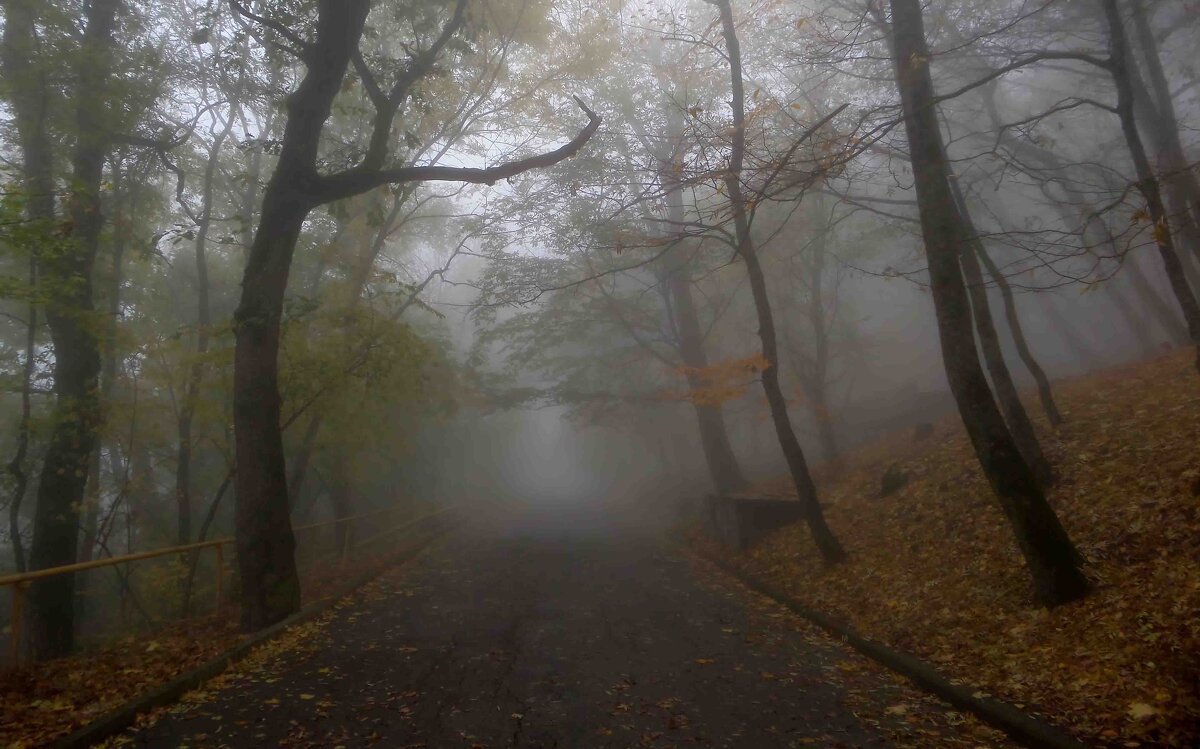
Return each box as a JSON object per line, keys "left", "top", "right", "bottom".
{"left": 1, "top": 503, "right": 453, "bottom": 665}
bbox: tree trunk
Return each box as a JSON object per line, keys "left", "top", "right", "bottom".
{"left": 231, "top": 0, "right": 597, "bottom": 630}
{"left": 976, "top": 244, "right": 1064, "bottom": 425}
{"left": 26, "top": 0, "right": 120, "bottom": 659}
{"left": 232, "top": 2, "right": 371, "bottom": 631}
{"left": 233, "top": 198, "right": 307, "bottom": 631}
{"left": 1129, "top": 0, "right": 1200, "bottom": 249}
{"left": 177, "top": 100, "right": 238, "bottom": 549}
{"left": 1100, "top": 0, "right": 1200, "bottom": 374}
{"left": 711, "top": 0, "right": 844, "bottom": 562}
{"left": 804, "top": 202, "right": 841, "bottom": 464}
{"left": 80, "top": 164, "right": 131, "bottom": 566}
{"left": 660, "top": 143, "right": 748, "bottom": 496}
{"left": 2, "top": 0, "right": 58, "bottom": 577}
{"left": 668, "top": 271, "right": 750, "bottom": 495}
{"left": 889, "top": 0, "right": 1088, "bottom": 606}
{"left": 950, "top": 179, "right": 1063, "bottom": 426}
{"left": 6, "top": 258, "right": 36, "bottom": 574}
{"left": 957, "top": 227, "right": 1055, "bottom": 485}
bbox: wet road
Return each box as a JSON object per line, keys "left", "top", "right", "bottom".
{"left": 122, "top": 506, "right": 1007, "bottom": 748}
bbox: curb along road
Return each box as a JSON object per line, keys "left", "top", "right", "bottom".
{"left": 53, "top": 519, "right": 453, "bottom": 749}
{"left": 680, "top": 542, "right": 1090, "bottom": 749}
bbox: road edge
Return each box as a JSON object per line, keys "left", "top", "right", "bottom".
{"left": 52, "top": 524, "right": 451, "bottom": 749}
{"left": 679, "top": 541, "right": 1091, "bottom": 749}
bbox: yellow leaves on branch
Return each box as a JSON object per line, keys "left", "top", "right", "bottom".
{"left": 609, "top": 229, "right": 673, "bottom": 255}
{"left": 664, "top": 354, "right": 771, "bottom": 406}
{"left": 1128, "top": 207, "right": 1173, "bottom": 246}
{"left": 1152, "top": 218, "right": 1171, "bottom": 246}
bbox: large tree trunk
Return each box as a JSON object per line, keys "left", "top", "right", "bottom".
{"left": 233, "top": 199, "right": 308, "bottom": 631}
{"left": 957, "top": 240, "right": 1054, "bottom": 484}
{"left": 2, "top": 0, "right": 57, "bottom": 577}
{"left": 888, "top": 0, "right": 1088, "bottom": 606}
{"left": 26, "top": 0, "right": 121, "bottom": 659}
{"left": 1100, "top": 0, "right": 1200, "bottom": 374}
{"left": 80, "top": 165, "right": 130, "bottom": 566}
{"left": 710, "top": 0, "right": 844, "bottom": 562}
{"left": 232, "top": 2, "right": 371, "bottom": 631}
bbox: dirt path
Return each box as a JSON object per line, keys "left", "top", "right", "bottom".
{"left": 120, "top": 507, "right": 1010, "bottom": 748}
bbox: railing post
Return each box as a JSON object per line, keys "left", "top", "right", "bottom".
{"left": 340, "top": 522, "right": 351, "bottom": 568}
{"left": 214, "top": 545, "right": 224, "bottom": 616}
{"left": 10, "top": 582, "right": 28, "bottom": 667}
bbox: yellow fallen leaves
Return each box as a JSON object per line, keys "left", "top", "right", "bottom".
{"left": 0, "top": 618, "right": 243, "bottom": 748}
{"left": 699, "top": 350, "right": 1200, "bottom": 747}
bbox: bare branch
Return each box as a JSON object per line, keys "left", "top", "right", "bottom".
{"left": 315, "top": 98, "right": 601, "bottom": 202}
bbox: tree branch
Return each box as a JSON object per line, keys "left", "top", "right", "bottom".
{"left": 228, "top": 0, "right": 311, "bottom": 61}
{"left": 314, "top": 97, "right": 601, "bottom": 203}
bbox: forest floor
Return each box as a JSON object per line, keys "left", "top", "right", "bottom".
{"left": 0, "top": 552, "right": 399, "bottom": 748}
{"left": 693, "top": 348, "right": 1200, "bottom": 747}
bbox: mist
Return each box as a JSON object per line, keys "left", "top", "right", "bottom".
{"left": 1, "top": 0, "right": 1198, "bottom": 746}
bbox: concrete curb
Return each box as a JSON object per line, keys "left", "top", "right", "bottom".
{"left": 52, "top": 524, "right": 450, "bottom": 749}
{"left": 683, "top": 545, "right": 1090, "bottom": 749}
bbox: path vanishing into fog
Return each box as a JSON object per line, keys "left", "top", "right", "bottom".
{"left": 122, "top": 506, "right": 1006, "bottom": 748}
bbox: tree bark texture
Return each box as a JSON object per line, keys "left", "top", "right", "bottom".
{"left": 889, "top": 0, "right": 1088, "bottom": 606}
{"left": 26, "top": 0, "right": 121, "bottom": 658}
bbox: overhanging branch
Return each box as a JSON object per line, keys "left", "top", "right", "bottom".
{"left": 314, "top": 97, "right": 601, "bottom": 202}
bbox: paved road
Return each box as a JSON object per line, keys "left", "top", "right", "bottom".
{"left": 123, "top": 506, "right": 1007, "bottom": 748}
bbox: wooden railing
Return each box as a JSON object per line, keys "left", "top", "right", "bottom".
{"left": 1, "top": 503, "right": 453, "bottom": 666}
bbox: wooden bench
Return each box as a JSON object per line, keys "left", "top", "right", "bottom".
{"left": 706, "top": 495, "right": 806, "bottom": 550}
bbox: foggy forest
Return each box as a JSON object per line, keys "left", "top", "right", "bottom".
{"left": 1, "top": 0, "right": 1198, "bottom": 746}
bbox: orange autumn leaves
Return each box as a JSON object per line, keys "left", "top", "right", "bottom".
{"left": 664, "top": 354, "right": 772, "bottom": 407}
{"left": 696, "top": 349, "right": 1200, "bottom": 747}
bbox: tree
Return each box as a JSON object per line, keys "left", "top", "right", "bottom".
{"left": 1097, "top": 0, "right": 1200, "bottom": 374}
{"left": 0, "top": 0, "right": 56, "bottom": 576}
{"left": 17, "top": 0, "right": 122, "bottom": 659}
{"left": 886, "top": 0, "right": 1089, "bottom": 606}
{"left": 230, "top": 0, "right": 599, "bottom": 630}
{"left": 704, "top": 0, "right": 844, "bottom": 563}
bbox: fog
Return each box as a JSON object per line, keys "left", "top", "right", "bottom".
{"left": 1, "top": 0, "right": 1198, "bottom": 675}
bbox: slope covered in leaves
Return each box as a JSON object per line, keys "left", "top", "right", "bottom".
{"left": 697, "top": 349, "right": 1200, "bottom": 746}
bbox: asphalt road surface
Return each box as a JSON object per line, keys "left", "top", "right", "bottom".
{"left": 121, "top": 505, "right": 1008, "bottom": 748}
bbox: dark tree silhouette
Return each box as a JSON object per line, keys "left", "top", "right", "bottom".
{"left": 887, "top": 0, "right": 1089, "bottom": 606}
{"left": 230, "top": 0, "right": 599, "bottom": 630}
